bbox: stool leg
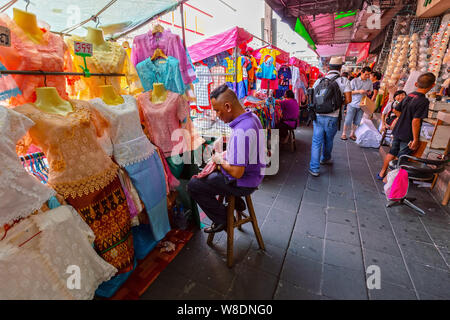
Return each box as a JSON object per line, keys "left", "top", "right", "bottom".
{"left": 236, "top": 210, "right": 243, "bottom": 231}
{"left": 245, "top": 195, "right": 265, "bottom": 250}
{"left": 226, "top": 196, "right": 235, "bottom": 268}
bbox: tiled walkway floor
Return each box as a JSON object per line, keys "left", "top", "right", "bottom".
{"left": 141, "top": 127, "right": 450, "bottom": 300}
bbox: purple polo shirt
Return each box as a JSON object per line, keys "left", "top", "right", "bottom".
{"left": 221, "top": 111, "right": 265, "bottom": 188}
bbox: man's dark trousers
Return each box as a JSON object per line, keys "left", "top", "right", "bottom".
{"left": 187, "top": 171, "right": 256, "bottom": 225}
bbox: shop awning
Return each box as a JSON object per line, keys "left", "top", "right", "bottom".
{"left": 187, "top": 27, "right": 254, "bottom": 63}
{"left": 1, "top": 0, "right": 183, "bottom": 39}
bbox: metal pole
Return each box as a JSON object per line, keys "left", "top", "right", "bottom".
{"left": 0, "top": 70, "right": 125, "bottom": 77}
{"left": 180, "top": 2, "right": 187, "bottom": 49}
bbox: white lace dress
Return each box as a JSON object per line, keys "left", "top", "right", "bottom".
{"left": 0, "top": 106, "right": 55, "bottom": 226}
{"left": 0, "top": 205, "right": 117, "bottom": 300}
{"left": 89, "top": 95, "right": 156, "bottom": 167}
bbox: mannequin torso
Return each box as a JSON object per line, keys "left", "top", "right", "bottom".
{"left": 34, "top": 87, "right": 73, "bottom": 116}
{"left": 13, "top": 8, "right": 44, "bottom": 44}
{"left": 100, "top": 85, "right": 125, "bottom": 105}
{"left": 151, "top": 83, "right": 168, "bottom": 104}
{"left": 85, "top": 27, "right": 108, "bottom": 51}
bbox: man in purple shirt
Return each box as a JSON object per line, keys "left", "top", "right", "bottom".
{"left": 188, "top": 84, "right": 265, "bottom": 233}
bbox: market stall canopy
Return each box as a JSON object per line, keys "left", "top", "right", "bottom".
{"left": 1, "top": 0, "right": 183, "bottom": 39}
{"left": 187, "top": 27, "right": 253, "bottom": 63}
{"left": 316, "top": 43, "right": 349, "bottom": 57}
{"left": 264, "top": 0, "right": 411, "bottom": 52}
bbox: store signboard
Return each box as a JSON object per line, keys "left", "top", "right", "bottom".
{"left": 416, "top": 0, "right": 450, "bottom": 18}
{"left": 74, "top": 41, "right": 93, "bottom": 57}
{"left": 345, "top": 42, "right": 370, "bottom": 64}
{"left": 0, "top": 26, "right": 11, "bottom": 47}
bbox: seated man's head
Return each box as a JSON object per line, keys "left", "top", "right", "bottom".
{"left": 360, "top": 67, "right": 372, "bottom": 81}
{"left": 210, "top": 84, "right": 244, "bottom": 123}
{"left": 416, "top": 72, "right": 436, "bottom": 92}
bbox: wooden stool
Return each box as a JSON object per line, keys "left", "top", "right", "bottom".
{"left": 206, "top": 194, "right": 265, "bottom": 268}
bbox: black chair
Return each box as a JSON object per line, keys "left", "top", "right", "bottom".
{"left": 387, "top": 153, "right": 449, "bottom": 215}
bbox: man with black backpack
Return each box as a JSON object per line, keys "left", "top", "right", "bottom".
{"left": 308, "top": 56, "right": 352, "bottom": 177}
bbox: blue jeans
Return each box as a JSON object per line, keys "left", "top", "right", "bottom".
{"left": 309, "top": 115, "right": 339, "bottom": 173}
{"left": 344, "top": 105, "right": 364, "bottom": 126}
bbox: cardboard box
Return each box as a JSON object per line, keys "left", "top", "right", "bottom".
{"left": 360, "top": 96, "right": 377, "bottom": 115}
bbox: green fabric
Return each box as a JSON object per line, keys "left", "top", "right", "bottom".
{"left": 294, "top": 18, "right": 316, "bottom": 51}
{"left": 167, "top": 147, "right": 203, "bottom": 228}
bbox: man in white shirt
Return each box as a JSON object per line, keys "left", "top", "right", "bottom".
{"left": 341, "top": 66, "right": 373, "bottom": 140}
{"left": 309, "top": 56, "right": 352, "bottom": 177}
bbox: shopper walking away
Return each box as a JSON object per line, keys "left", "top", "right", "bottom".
{"left": 341, "top": 66, "right": 373, "bottom": 141}
{"left": 377, "top": 73, "right": 435, "bottom": 180}
{"left": 187, "top": 84, "right": 265, "bottom": 233}
{"left": 277, "top": 89, "right": 299, "bottom": 144}
{"left": 308, "top": 56, "right": 352, "bottom": 177}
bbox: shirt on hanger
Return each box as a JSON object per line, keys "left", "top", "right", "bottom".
{"left": 278, "top": 65, "right": 292, "bottom": 87}
{"left": 193, "top": 64, "right": 213, "bottom": 107}
{"left": 136, "top": 56, "right": 187, "bottom": 95}
{"left": 210, "top": 65, "right": 226, "bottom": 91}
{"left": 131, "top": 29, "right": 196, "bottom": 85}
{"left": 222, "top": 57, "right": 236, "bottom": 83}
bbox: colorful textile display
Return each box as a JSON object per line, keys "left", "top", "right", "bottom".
{"left": 0, "top": 62, "right": 21, "bottom": 101}
{"left": 193, "top": 64, "right": 212, "bottom": 107}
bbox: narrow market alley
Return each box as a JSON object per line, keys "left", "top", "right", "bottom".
{"left": 141, "top": 126, "right": 450, "bottom": 300}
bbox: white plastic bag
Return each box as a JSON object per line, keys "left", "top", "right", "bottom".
{"left": 355, "top": 118, "right": 382, "bottom": 148}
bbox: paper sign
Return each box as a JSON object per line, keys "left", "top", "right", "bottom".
{"left": 74, "top": 41, "right": 93, "bottom": 57}
{"left": 0, "top": 26, "right": 11, "bottom": 47}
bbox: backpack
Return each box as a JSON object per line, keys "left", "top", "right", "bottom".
{"left": 312, "top": 75, "right": 344, "bottom": 114}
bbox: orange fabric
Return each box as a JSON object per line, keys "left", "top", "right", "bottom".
{"left": 65, "top": 36, "right": 143, "bottom": 100}
{"left": 14, "top": 100, "right": 118, "bottom": 199}
{"left": 0, "top": 14, "right": 71, "bottom": 106}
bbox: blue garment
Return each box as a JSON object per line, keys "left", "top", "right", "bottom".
{"left": 95, "top": 258, "right": 137, "bottom": 298}
{"left": 125, "top": 152, "right": 170, "bottom": 241}
{"left": 0, "top": 62, "right": 22, "bottom": 100}
{"left": 132, "top": 223, "right": 159, "bottom": 260}
{"left": 236, "top": 79, "right": 248, "bottom": 100}
{"left": 47, "top": 196, "right": 61, "bottom": 209}
{"left": 203, "top": 51, "right": 230, "bottom": 68}
{"left": 136, "top": 56, "right": 188, "bottom": 94}
{"left": 309, "top": 115, "right": 339, "bottom": 173}
{"left": 256, "top": 56, "right": 276, "bottom": 80}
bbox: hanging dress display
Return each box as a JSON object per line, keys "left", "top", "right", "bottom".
{"left": 15, "top": 101, "right": 135, "bottom": 274}
{"left": 0, "top": 14, "right": 72, "bottom": 106}
{"left": 0, "top": 205, "right": 117, "bottom": 300}
{"left": 89, "top": 95, "right": 170, "bottom": 242}
{"left": 222, "top": 56, "right": 236, "bottom": 89}
{"left": 276, "top": 65, "right": 292, "bottom": 98}
{"left": 138, "top": 91, "right": 194, "bottom": 157}
{"left": 256, "top": 48, "right": 281, "bottom": 80}
{"left": 136, "top": 56, "right": 188, "bottom": 95}
{"left": 0, "top": 106, "right": 55, "bottom": 226}
{"left": 66, "top": 36, "right": 142, "bottom": 100}
{"left": 131, "top": 29, "right": 196, "bottom": 86}
{"left": 193, "top": 64, "right": 212, "bottom": 107}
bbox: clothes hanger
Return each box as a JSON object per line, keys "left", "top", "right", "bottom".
{"left": 151, "top": 48, "right": 168, "bottom": 61}
{"left": 152, "top": 24, "right": 164, "bottom": 34}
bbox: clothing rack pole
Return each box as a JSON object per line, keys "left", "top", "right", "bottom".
{"left": 0, "top": 70, "right": 125, "bottom": 77}
{"left": 180, "top": 2, "right": 187, "bottom": 49}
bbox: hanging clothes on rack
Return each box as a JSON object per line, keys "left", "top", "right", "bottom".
{"left": 89, "top": 95, "right": 170, "bottom": 242}
{"left": 137, "top": 91, "right": 190, "bottom": 157}
{"left": 276, "top": 65, "right": 292, "bottom": 99}
{"left": 193, "top": 63, "right": 212, "bottom": 108}
{"left": 256, "top": 47, "right": 281, "bottom": 80}
{"left": 0, "top": 14, "right": 73, "bottom": 106}
{"left": 222, "top": 56, "right": 236, "bottom": 88}
{"left": 136, "top": 56, "right": 188, "bottom": 95}
{"left": 0, "top": 106, "right": 55, "bottom": 227}
{"left": 15, "top": 100, "right": 135, "bottom": 274}
{"left": 131, "top": 29, "right": 196, "bottom": 86}
{"left": 66, "top": 36, "right": 142, "bottom": 100}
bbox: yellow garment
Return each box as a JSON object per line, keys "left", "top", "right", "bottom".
{"left": 259, "top": 48, "right": 281, "bottom": 66}
{"left": 223, "top": 57, "right": 235, "bottom": 82}
{"left": 66, "top": 36, "right": 143, "bottom": 100}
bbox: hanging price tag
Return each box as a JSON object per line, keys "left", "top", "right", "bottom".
{"left": 0, "top": 26, "right": 11, "bottom": 47}
{"left": 74, "top": 41, "right": 93, "bottom": 57}
{"left": 74, "top": 41, "right": 93, "bottom": 77}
